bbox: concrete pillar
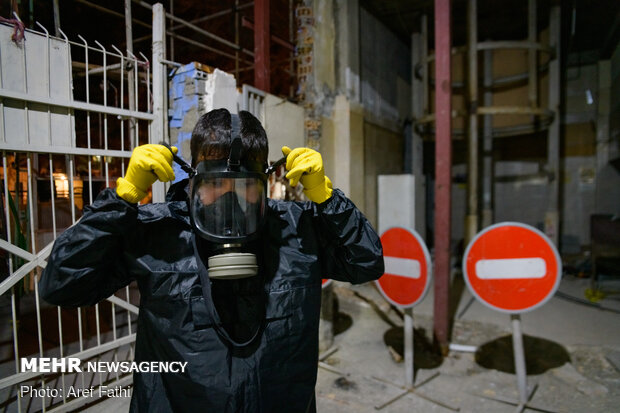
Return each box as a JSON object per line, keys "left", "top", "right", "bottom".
{"left": 336, "top": 0, "right": 360, "bottom": 102}
{"left": 332, "top": 95, "right": 365, "bottom": 209}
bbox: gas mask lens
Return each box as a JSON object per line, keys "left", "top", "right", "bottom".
{"left": 191, "top": 176, "right": 266, "bottom": 241}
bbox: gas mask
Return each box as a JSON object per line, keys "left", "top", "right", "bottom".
{"left": 165, "top": 115, "right": 285, "bottom": 280}
{"left": 190, "top": 158, "right": 267, "bottom": 279}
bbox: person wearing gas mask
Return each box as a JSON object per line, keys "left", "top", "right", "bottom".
{"left": 40, "top": 108, "right": 384, "bottom": 413}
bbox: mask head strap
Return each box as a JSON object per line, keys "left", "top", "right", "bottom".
{"left": 228, "top": 114, "right": 242, "bottom": 171}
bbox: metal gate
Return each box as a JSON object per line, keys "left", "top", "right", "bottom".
{"left": 0, "top": 10, "right": 163, "bottom": 411}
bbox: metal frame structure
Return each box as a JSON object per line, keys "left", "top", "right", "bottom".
{"left": 417, "top": 0, "right": 562, "bottom": 349}
{"left": 0, "top": 11, "right": 157, "bottom": 410}
{"left": 0, "top": 1, "right": 283, "bottom": 410}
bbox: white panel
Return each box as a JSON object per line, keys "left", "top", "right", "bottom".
{"left": 0, "top": 25, "right": 73, "bottom": 147}
{"left": 378, "top": 174, "right": 417, "bottom": 235}
{"left": 263, "top": 93, "right": 305, "bottom": 163}
{"left": 384, "top": 256, "right": 421, "bottom": 279}
{"left": 475, "top": 258, "right": 546, "bottom": 279}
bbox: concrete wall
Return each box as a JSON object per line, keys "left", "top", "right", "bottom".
{"left": 363, "top": 121, "right": 404, "bottom": 228}
{"left": 263, "top": 94, "right": 305, "bottom": 163}
{"left": 359, "top": 7, "right": 411, "bottom": 124}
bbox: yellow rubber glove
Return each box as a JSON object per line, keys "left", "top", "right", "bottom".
{"left": 282, "top": 146, "right": 333, "bottom": 204}
{"left": 116, "top": 144, "right": 177, "bottom": 203}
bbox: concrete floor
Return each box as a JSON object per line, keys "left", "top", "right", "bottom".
{"left": 85, "top": 273, "right": 620, "bottom": 413}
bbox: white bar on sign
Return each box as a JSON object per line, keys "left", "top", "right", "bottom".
{"left": 475, "top": 258, "right": 546, "bottom": 279}
{"left": 384, "top": 257, "right": 421, "bottom": 279}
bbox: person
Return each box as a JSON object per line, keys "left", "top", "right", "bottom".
{"left": 39, "top": 108, "right": 384, "bottom": 413}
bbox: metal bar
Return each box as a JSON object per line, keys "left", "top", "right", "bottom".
{"left": 0, "top": 334, "right": 137, "bottom": 391}
{"left": 12, "top": 289, "right": 22, "bottom": 413}
{"left": 169, "top": 2, "right": 254, "bottom": 31}
{"left": 73, "top": 62, "right": 123, "bottom": 76}
{"left": 49, "top": 156, "right": 57, "bottom": 236}
{"left": 375, "top": 388, "right": 409, "bottom": 410}
{"left": 151, "top": 4, "right": 166, "bottom": 202}
{"left": 57, "top": 305, "right": 67, "bottom": 404}
{"left": 242, "top": 16, "right": 295, "bottom": 51}
{"left": 317, "top": 361, "right": 346, "bottom": 375}
{"left": 95, "top": 41, "right": 110, "bottom": 187}
{"left": 134, "top": 0, "right": 254, "bottom": 57}
{"left": 53, "top": 0, "right": 60, "bottom": 36}
{"left": 404, "top": 309, "right": 414, "bottom": 387}
{"left": 0, "top": 242, "right": 51, "bottom": 298}
{"left": 476, "top": 106, "right": 550, "bottom": 116}
{"left": 74, "top": 0, "right": 151, "bottom": 29}
{"left": 482, "top": 49, "right": 493, "bottom": 228}
{"left": 545, "top": 5, "right": 561, "bottom": 245}
{"left": 418, "top": 61, "right": 550, "bottom": 90}
{"left": 0, "top": 143, "right": 131, "bottom": 157}
{"left": 3, "top": 154, "right": 20, "bottom": 412}
{"left": 169, "top": 0, "right": 174, "bottom": 61}
{"left": 35, "top": 21, "right": 53, "bottom": 151}
{"left": 235, "top": 0, "right": 240, "bottom": 80}
{"left": 433, "top": 0, "right": 452, "bottom": 353}
{"left": 127, "top": 50, "right": 139, "bottom": 147}
{"left": 107, "top": 294, "right": 139, "bottom": 314}
{"left": 466, "top": 0, "right": 478, "bottom": 244}
{"left": 125, "top": 286, "right": 133, "bottom": 360}
{"left": 163, "top": 31, "right": 253, "bottom": 64}
{"left": 288, "top": 0, "right": 294, "bottom": 97}
{"left": 528, "top": 0, "right": 537, "bottom": 108}
{"left": 0, "top": 89, "right": 155, "bottom": 120}
{"left": 511, "top": 314, "right": 528, "bottom": 404}
{"left": 112, "top": 45, "right": 126, "bottom": 158}
{"left": 160, "top": 58, "right": 181, "bottom": 68}
{"left": 421, "top": 15, "right": 428, "bottom": 114}
{"left": 477, "top": 41, "right": 551, "bottom": 53}
{"left": 126, "top": 0, "right": 136, "bottom": 147}
{"left": 34, "top": 274, "right": 47, "bottom": 411}
{"left": 254, "top": 0, "right": 270, "bottom": 92}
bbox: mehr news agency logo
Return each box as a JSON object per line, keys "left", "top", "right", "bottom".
{"left": 19, "top": 357, "right": 188, "bottom": 398}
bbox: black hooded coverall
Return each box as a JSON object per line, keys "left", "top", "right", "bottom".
{"left": 39, "top": 181, "right": 384, "bottom": 413}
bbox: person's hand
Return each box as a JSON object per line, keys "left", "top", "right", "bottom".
{"left": 281, "top": 146, "right": 333, "bottom": 204}
{"left": 116, "top": 144, "right": 177, "bottom": 203}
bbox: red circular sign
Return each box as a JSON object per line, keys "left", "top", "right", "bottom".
{"left": 322, "top": 278, "right": 332, "bottom": 288}
{"left": 376, "top": 227, "right": 432, "bottom": 308}
{"left": 463, "top": 222, "right": 562, "bottom": 313}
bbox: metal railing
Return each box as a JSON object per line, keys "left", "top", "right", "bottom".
{"left": 241, "top": 84, "right": 265, "bottom": 122}
{"left": 0, "top": 15, "right": 158, "bottom": 411}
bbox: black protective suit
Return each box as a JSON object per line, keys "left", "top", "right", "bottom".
{"left": 39, "top": 181, "right": 384, "bottom": 413}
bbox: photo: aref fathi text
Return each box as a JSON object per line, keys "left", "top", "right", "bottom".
{"left": 20, "top": 385, "right": 132, "bottom": 398}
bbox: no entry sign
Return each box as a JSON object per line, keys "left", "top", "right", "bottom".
{"left": 376, "top": 227, "right": 432, "bottom": 308}
{"left": 463, "top": 222, "right": 562, "bottom": 313}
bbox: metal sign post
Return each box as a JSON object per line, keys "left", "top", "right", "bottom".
{"left": 372, "top": 228, "right": 459, "bottom": 411}
{"left": 463, "top": 222, "right": 562, "bottom": 412}
{"left": 512, "top": 314, "right": 528, "bottom": 409}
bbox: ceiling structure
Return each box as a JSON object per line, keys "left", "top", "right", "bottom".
{"left": 361, "top": 0, "right": 620, "bottom": 61}
{"left": 0, "top": 0, "right": 618, "bottom": 98}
